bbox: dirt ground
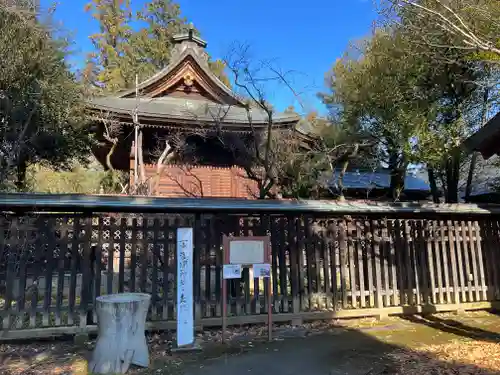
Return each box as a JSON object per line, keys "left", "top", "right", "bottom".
{"left": 2, "top": 311, "right": 500, "bottom": 375}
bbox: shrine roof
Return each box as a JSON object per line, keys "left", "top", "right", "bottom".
{"left": 87, "top": 24, "right": 300, "bottom": 128}
{"left": 89, "top": 96, "right": 300, "bottom": 126}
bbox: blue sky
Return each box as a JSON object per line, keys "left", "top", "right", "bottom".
{"left": 41, "top": 0, "right": 377, "bottom": 113}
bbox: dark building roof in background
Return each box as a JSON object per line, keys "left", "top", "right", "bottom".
{"left": 329, "top": 169, "right": 430, "bottom": 192}
{"left": 462, "top": 112, "right": 500, "bottom": 159}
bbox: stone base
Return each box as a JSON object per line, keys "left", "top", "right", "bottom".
{"left": 376, "top": 312, "right": 389, "bottom": 321}
{"left": 73, "top": 333, "right": 89, "bottom": 346}
{"left": 171, "top": 341, "right": 203, "bottom": 353}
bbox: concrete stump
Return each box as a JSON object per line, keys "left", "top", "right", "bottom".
{"left": 89, "top": 293, "right": 151, "bottom": 374}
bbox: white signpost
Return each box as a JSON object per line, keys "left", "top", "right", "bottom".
{"left": 176, "top": 228, "right": 194, "bottom": 347}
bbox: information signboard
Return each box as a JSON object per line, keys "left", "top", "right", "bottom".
{"left": 176, "top": 228, "right": 194, "bottom": 347}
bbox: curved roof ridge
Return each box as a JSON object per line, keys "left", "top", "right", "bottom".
{"left": 117, "top": 46, "right": 245, "bottom": 106}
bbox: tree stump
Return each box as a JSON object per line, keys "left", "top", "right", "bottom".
{"left": 89, "top": 293, "right": 151, "bottom": 374}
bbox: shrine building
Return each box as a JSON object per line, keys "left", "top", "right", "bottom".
{"left": 86, "top": 26, "right": 310, "bottom": 198}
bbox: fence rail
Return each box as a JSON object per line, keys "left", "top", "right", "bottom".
{"left": 1, "top": 194, "right": 500, "bottom": 340}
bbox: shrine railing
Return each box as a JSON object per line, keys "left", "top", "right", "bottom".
{"left": 1, "top": 193, "right": 500, "bottom": 340}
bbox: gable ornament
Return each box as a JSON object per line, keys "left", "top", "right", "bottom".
{"left": 183, "top": 73, "right": 194, "bottom": 87}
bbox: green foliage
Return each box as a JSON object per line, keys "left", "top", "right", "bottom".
{"left": 321, "top": 29, "right": 430, "bottom": 198}
{"left": 321, "top": 2, "right": 492, "bottom": 202}
{"left": 85, "top": 0, "right": 134, "bottom": 91}
{"left": 0, "top": 6, "right": 92, "bottom": 190}
{"left": 208, "top": 58, "right": 232, "bottom": 88}
{"left": 26, "top": 161, "right": 127, "bottom": 194}
{"left": 85, "top": 0, "right": 231, "bottom": 92}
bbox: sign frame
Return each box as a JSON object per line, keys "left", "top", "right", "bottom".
{"left": 222, "top": 235, "right": 272, "bottom": 343}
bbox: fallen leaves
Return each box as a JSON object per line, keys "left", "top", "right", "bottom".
{"left": 388, "top": 340, "right": 500, "bottom": 375}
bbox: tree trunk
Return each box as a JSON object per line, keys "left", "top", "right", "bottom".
{"left": 89, "top": 293, "right": 151, "bottom": 374}
{"left": 428, "top": 168, "right": 440, "bottom": 203}
{"left": 445, "top": 152, "right": 460, "bottom": 203}
{"left": 15, "top": 157, "right": 27, "bottom": 191}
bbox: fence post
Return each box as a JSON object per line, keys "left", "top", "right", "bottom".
{"left": 338, "top": 220, "right": 348, "bottom": 309}
{"left": 194, "top": 214, "right": 202, "bottom": 324}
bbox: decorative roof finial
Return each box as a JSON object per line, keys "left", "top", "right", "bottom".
{"left": 172, "top": 22, "right": 207, "bottom": 49}
{"left": 188, "top": 22, "right": 195, "bottom": 40}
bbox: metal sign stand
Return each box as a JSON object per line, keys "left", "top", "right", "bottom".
{"left": 222, "top": 235, "right": 272, "bottom": 344}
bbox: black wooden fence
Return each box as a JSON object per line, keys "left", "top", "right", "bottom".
{"left": 1, "top": 194, "right": 500, "bottom": 340}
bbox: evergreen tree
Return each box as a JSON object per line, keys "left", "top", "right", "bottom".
{"left": 85, "top": 0, "right": 231, "bottom": 92}
{"left": 0, "top": 5, "right": 91, "bottom": 190}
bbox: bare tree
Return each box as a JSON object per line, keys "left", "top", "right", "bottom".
{"left": 384, "top": 0, "right": 500, "bottom": 59}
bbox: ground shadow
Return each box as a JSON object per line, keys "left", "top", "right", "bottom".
{"left": 180, "top": 323, "right": 500, "bottom": 375}
{"left": 400, "top": 314, "right": 500, "bottom": 343}
{"left": 2, "top": 318, "right": 500, "bottom": 375}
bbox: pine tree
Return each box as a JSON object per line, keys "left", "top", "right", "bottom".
{"left": 85, "top": 0, "right": 134, "bottom": 91}
{"left": 86, "top": 0, "right": 231, "bottom": 92}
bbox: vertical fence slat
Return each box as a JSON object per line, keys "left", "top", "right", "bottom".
{"left": 416, "top": 221, "right": 428, "bottom": 306}
{"left": 3, "top": 217, "right": 17, "bottom": 330}
{"left": 304, "top": 216, "right": 314, "bottom": 310}
{"left": 94, "top": 217, "right": 102, "bottom": 320}
{"left": 339, "top": 220, "right": 348, "bottom": 309}
{"left": 271, "top": 218, "right": 280, "bottom": 313}
{"left": 348, "top": 221, "right": 357, "bottom": 309}
{"left": 106, "top": 217, "right": 115, "bottom": 295}
{"left": 118, "top": 218, "right": 126, "bottom": 294}
{"left": 356, "top": 221, "right": 366, "bottom": 308}
{"left": 321, "top": 223, "right": 332, "bottom": 310}
{"left": 402, "top": 221, "right": 413, "bottom": 305}
{"left": 365, "top": 220, "right": 375, "bottom": 307}
{"left": 139, "top": 217, "right": 148, "bottom": 294}
{"left": 261, "top": 215, "right": 270, "bottom": 315}
{"left": 16, "top": 219, "right": 28, "bottom": 329}
{"left": 409, "top": 221, "right": 420, "bottom": 306}
{"left": 279, "top": 217, "right": 288, "bottom": 313}
{"left": 387, "top": 220, "right": 398, "bottom": 306}
{"left": 242, "top": 218, "right": 251, "bottom": 315}
{"left": 288, "top": 216, "right": 300, "bottom": 313}
{"left": 440, "top": 221, "right": 452, "bottom": 304}
{"left": 162, "top": 218, "right": 171, "bottom": 321}
{"left": 79, "top": 217, "right": 92, "bottom": 333}
{"left": 447, "top": 220, "right": 460, "bottom": 305}
{"left": 481, "top": 220, "right": 494, "bottom": 300}
{"left": 468, "top": 221, "right": 481, "bottom": 301}
{"left": 425, "top": 221, "right": 437, "bottom": 305}
{"left": 461, "top": 221, "right": 473, "bottom": 302}
{"left": 488, "top": 220, "right": 500, "bottom": 299}
{"left": 214, "top": 217, "right": 222, "bottom": 317}
{"left": 43, "top": 217, "right": 56, "bottom": 327}
{"left": 394, "top": 220, "right": 405, "bottom": 307}
{"left": 297, "top": 216, "right": 306, "bottom": 312}
{"left": 151, "top": 218, "right": 159, "bottom": 319}
{"left": 55, "top": 217, "right": 68, "bottom": 326}
{"left": 67, "top": 217, "right": 79, "bottom": 326}
{"left": 130, "top": 218, "right": 137, "bottom": 293}
{"left": 433, "top": 220, "right": 444, "bottom": 304}
{"left": 382, "top": 220, "right": 390, "bottom": 307}
{"left": 454, "top": 220, "right": 466, "bottom": 303}
{"left": 371, "top": 220, "right": 383, "bottom": 309}
{"left": 193, "top": 214, "right": 202, "bottom": 321}
{"left": 474, "top": 220, "right": 488, "bottom": 301}
{"left": 204, "top": 216, "right": 213, "bottom": 318}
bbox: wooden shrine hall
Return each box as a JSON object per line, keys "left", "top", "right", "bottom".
{"left": 87, "top": 25, "right": 307, "bottom": 198}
